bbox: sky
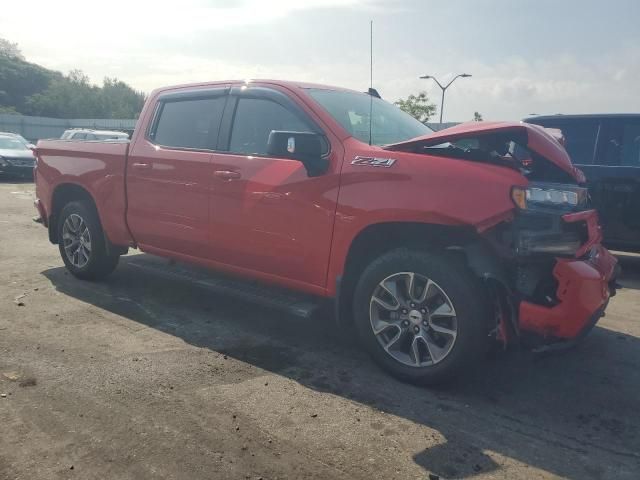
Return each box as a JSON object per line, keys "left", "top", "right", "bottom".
{"left": 1, "top": 0, "right": 639, "bottom": 121}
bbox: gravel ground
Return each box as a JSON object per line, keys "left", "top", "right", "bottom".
{"left": 1, "top": 179, "right": 639, "bottom": 480}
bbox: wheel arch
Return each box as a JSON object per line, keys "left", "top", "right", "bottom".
{"left": 335, "top": 221, "right": 505, "bottom": 328}
{"left": 49, "top": 183, "right": 128, "bottom": 257}
{"left": 49, "top": 183, "right": 98, "bottom": 244}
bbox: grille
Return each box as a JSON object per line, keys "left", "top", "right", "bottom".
{"left": 6, "top": 157, "right": 35, "bottom": 167}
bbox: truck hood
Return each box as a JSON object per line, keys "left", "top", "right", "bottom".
{"left": 384, "top": 121, "right": 581, "bottom": 181}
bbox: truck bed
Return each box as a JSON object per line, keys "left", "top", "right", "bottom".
{"left": 35, "top": 139, "right": 133, "bottom": 247}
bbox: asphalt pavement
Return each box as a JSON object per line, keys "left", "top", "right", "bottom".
{"left": 1, "top": 180, "right": 639, "bottom": 480}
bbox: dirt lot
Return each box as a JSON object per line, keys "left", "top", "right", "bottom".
{"left": 1, "top": 179, "right": 639, "bottom": 480}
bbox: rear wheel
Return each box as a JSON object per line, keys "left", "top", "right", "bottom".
{"left": 353, "top": 248, "right": 487, "bottom": 385}
{"left": 57, "top": 201, "right": 119, "bottom": 280}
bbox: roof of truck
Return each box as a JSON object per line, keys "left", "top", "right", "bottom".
{"left": 151, "top": 79, "right": 360, "bottom": 95}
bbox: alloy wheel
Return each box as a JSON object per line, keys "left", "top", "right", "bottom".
{"left": 62, "top": 213, "right": 92, "bottom": 268}
{"left": 369, "top": 271, "right": 458, "bottom": 367}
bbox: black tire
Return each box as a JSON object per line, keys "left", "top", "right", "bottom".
{"left": 57, "top": 201, "right": 119, "bottom": 280}
{"left": 353, "top": 248, "right": 488, "bottom": 385}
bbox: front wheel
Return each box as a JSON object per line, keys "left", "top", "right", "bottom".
{"left": 353, "top": 248, "right": 488, "bottom": 385}
{"left": 57, "top": 201, "right": 119, "bottom": 280}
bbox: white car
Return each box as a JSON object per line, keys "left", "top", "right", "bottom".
{"left": 60, "top": 129, "right": 129, "bottom": 141}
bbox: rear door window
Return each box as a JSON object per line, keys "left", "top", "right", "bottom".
{"left": 534, "top": 119, "right": 600, "bottom": 165}
{"left": 152, "top": 96, "right": 227, "bottom": 150}
{"left": 621, "top": 122, "right": 640, "bottom": 167}
{"left": 598, "top": 119, "right": 640, "bottom": 167}
{"left": 228, "top": 98, "right": 309, "bottom": 156}
{"left": 72, "top": 132, "right": 86, "bottom": 140}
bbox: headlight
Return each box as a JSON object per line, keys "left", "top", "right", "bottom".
{"left": 511, "top": 183, "right": 588, "bottom": 210}
{"left": 0, "top": 156, "right": 6, "bottom": 167}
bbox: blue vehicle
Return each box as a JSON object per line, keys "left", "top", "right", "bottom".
{"left": 524, "top": 114, "right": 640, "bottom": 253}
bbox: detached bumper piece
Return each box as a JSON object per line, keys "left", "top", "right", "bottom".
{"left": 517, "top": 208, "right": 618, "bottom": 344}
{"left": 510, "top": 210, "right": 620, "bottom": 344}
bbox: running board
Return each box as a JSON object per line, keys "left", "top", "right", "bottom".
{"left": 125, "top": 256, "right": 325, "bottom": 319}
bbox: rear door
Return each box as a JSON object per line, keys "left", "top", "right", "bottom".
{"left": 591, "top": 117, "right": 640, "bottom": 248}
{"left": 126, "top": 87, "right": 228, "bottom": 257}
{"left": 206, "top": 85, "right": 341, "bottom": 290}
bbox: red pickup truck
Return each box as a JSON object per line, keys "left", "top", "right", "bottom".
{"left": 34, "top": 80, "right": 619, "bottom": 384}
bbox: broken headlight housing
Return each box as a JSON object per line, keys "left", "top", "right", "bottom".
{"left": 511, "top": 182, "right": 588, "bottom": 211}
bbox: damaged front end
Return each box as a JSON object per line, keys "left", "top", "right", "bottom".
{"left": 492, "top": 195, "right": 619, "bottom": 349}
{"left": 386, "top": 122, "right": 620, "bottom": 350}
{"left": 474, "top": 129, "right": 619, "bottom": 349}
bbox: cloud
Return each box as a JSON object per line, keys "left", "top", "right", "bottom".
{"left": 2, "top": 0, "right": 638, "bottom": 121}
{"left": 379, "top": 49, "right": 640, "bottom": 121}
{"left": 2, "top": 0, "right": 370, "bottom": 40}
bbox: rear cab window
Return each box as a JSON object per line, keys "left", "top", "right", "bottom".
{"left": 149, "top": 91, "right": 227, "bottom": 150}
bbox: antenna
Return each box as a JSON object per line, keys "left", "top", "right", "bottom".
{"left": 370, "top": 20, "right": 373, "bottom": 90}
{"left": 369, "top": 20, "right": 373, "bottom": 145}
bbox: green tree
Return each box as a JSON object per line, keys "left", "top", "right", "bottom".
{"left": 24, "top": 70, "right": 145, "bottom": 119}
{"left": 100, "top": 77, "right": 146, "bottom": 119}
{"left": 394, "top": 91, "right": 437, "bottom": 124}
{"left": 473, "top": 111, "right": 483, "bottom": 122}
{"left": 0, "top": 37, "right": 146, "bottom": 119}
{"left": 26, "top": 69, "right": 104, "bottom": 118}
{"left": 0, "top": 53, "right": 59, "bottom": 113}
{"left": 0, "top": 38, "right": 24, "bottom": 60}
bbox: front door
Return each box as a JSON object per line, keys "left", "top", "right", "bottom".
{"left": 207, "top": 86, "right": 340, "bottom": 289}
{"left": 126, "top": 88, "right": 228, "bottom": 257}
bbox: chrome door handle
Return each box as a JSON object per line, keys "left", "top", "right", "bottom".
{"left": 214, "top": 170, "right": 241, "bottom": 180}
{"left": 131, "top": 162, "right": 151, "bottom": 169}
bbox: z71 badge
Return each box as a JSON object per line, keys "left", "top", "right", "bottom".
{"left": 351, "top": 156, "right": 397, "bottom": 168}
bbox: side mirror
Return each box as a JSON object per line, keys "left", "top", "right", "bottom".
{"left": 27, "top": 144, "right": 36, "bottom": 150}
{"left": 267, "top": 131, "right": 328, "bottom": 177}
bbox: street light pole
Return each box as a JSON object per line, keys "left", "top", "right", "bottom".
{"left": 419, "top": 73, "right": 472, "bottom": 124}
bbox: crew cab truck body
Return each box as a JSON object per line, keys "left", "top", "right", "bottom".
{"left": 34, "top": 80, "right": 619, "bottom": 384}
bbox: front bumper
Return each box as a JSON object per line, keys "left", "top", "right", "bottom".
{"left": 0, "top": 163, "right": 35, "bottom": 177}
{"left": 517, "top": 209, "right": 618, "bottom": 340}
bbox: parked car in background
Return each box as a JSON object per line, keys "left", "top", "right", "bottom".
{"left": 33, "top": 80, "right": 618, "bottom": 384}
{"left": 524, "top": 114, "right": 640, "bottom": 252}
{"left": 0, "top": 133, "right": 36, "bottom": 177}
{"left": 60, "top": 129, "right": 129, "bottom": 141}
{"left": 0, "top": 132, "right": 35, "bottom": 149}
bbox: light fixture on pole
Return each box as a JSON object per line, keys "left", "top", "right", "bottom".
{"left": 419, "top": 73, "right": 472, "bottom": 123}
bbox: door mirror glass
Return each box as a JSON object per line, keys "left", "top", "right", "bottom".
{"left": 267, "top": 131, "right": 328, "bottom": 176}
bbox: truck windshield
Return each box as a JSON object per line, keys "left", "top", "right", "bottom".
{"left": 306, "top": 88, "right": 433, "bottom": 146}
